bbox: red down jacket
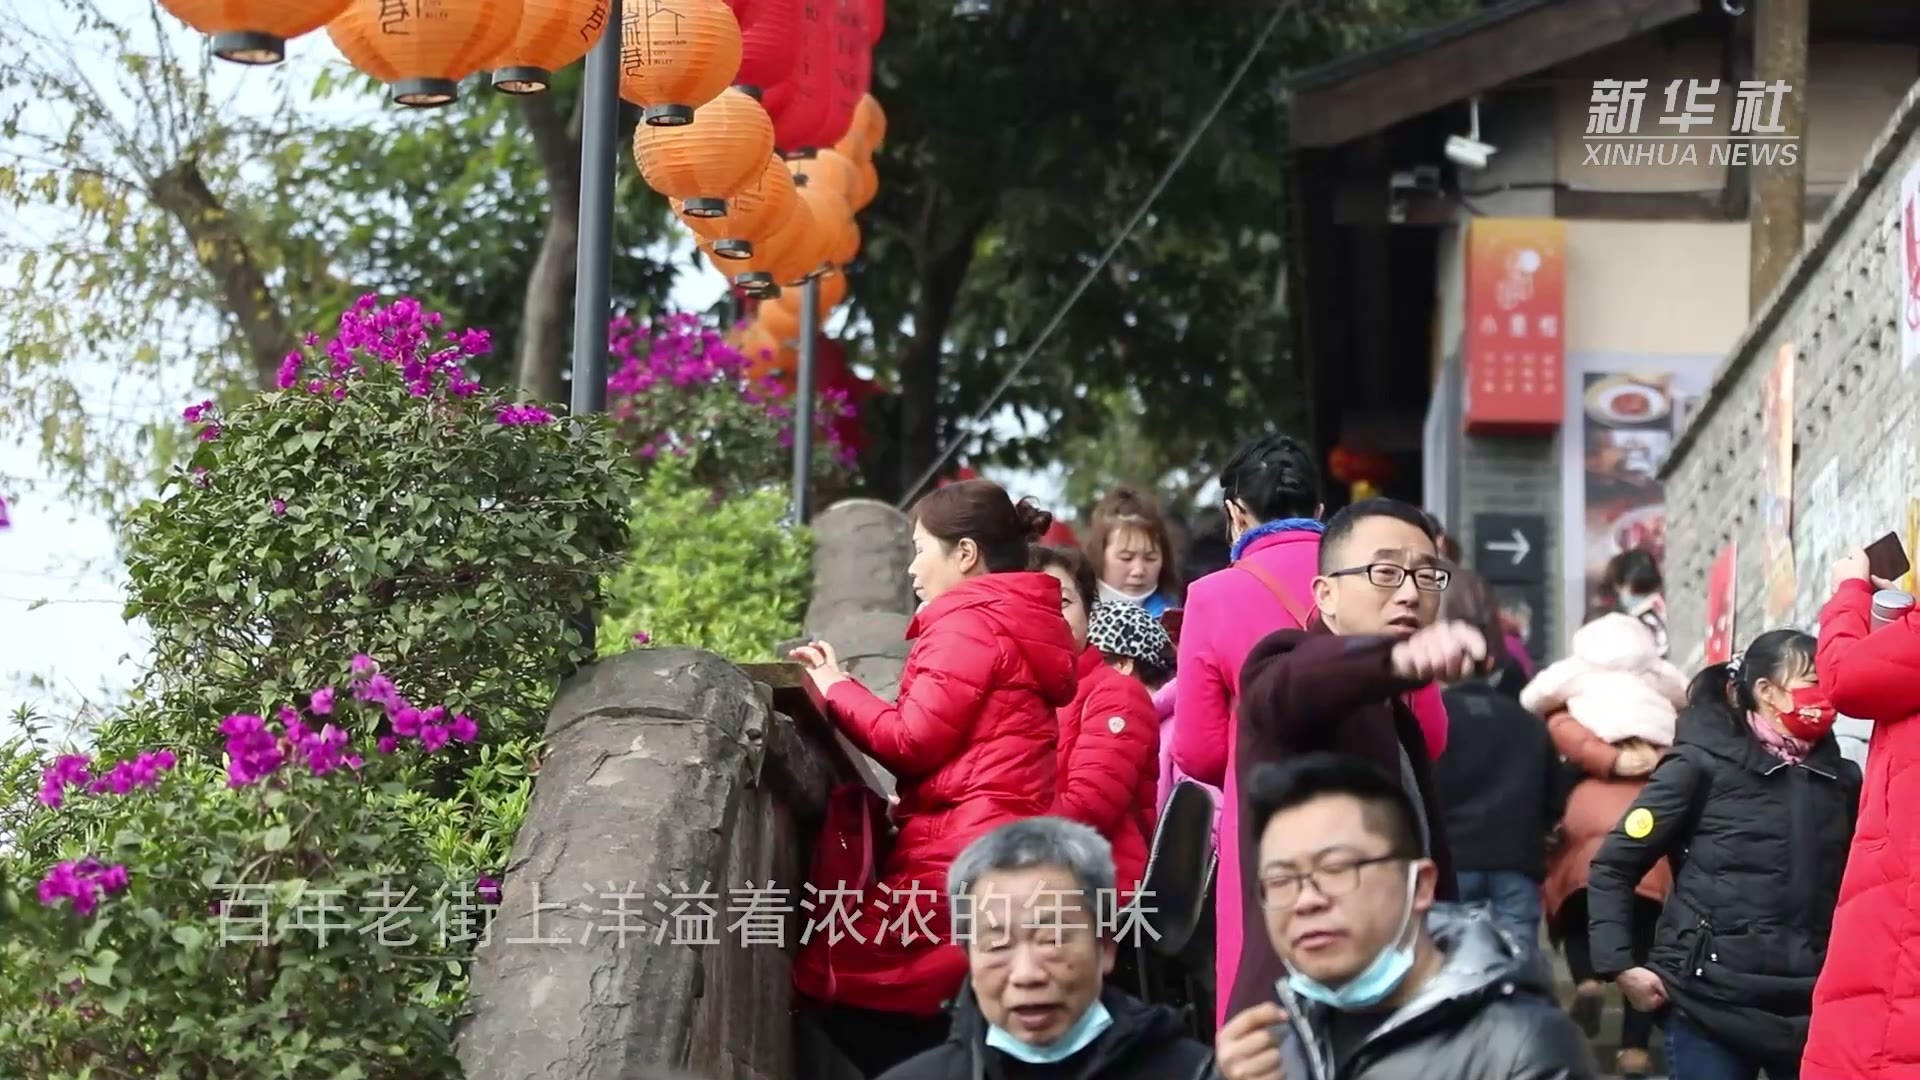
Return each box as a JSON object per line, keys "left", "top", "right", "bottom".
{"left": 1804, "top": 578, "right": 1920, "bottom": 1079}
{"left": 1055, "top": 647, "right": 1159, "bottom": 900}
{"left": 792, "top": 571, "right": 1078, "bottom": 1017}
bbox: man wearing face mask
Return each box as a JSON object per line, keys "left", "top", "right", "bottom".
{"left": 881, "top": 817, "right": 1213, "bottom": 1080}
{"left": 1215, "top": 755, "right": 1595, "bottom": 1080}
{"left": 1223, "top": 498, "right": 1479, "bottom": 1019}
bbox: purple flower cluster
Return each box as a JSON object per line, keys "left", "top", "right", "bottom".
{"left": 349, "top": 654, "right": 480, "bottom": 757}
{"left": 272, "top": 294, "right": 486, "bottom": 401}
{"left": 182, "top": 399, "right": 221, "bottom": 442}
{"left": 38, "top": 750, "right": 178, "bottom": 809}
{"left": 603, "top": 312, "right": 859, "bottom": 470}
{"left": 496, "top": 403, "right": 555, "bottom": 427}
{"left": 477, "top": 875, "right": 503, "bottom": 905}
{"left": 37, "top": 858, "right": 130, "bottom": 916}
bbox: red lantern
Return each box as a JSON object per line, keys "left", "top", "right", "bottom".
{"left": 733, "top": 0, "right": 800, "bottom": 92}
{"left": 617, "top": 0, "right": 742, "bottom": 126}
{"left": 818, "top": 0, "right": 870, "bottom": 146}
{"left": 160, "top": 0, "right": 351, "bottom": 64}
{"left": 328, "top": 0, "right": 522, "bottom": 107}
{"left": 764, "top": 0, "right": 832, "bottom": 150}
{"left": 491, "top": 0, "right": 613, "bottom": 94}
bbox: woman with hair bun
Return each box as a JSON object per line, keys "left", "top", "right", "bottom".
{"left": 790, "top": 479, "right": 1080, "bottom": 1075}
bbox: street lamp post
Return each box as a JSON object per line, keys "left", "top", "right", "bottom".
{"left": 571, "top": 0, "right": 623, "bottom": 419}
{"left": 568, "top": 0, "right": 623, "bottom": 656}
{"left": 791, "top": 277, "right": 820, "bottom": 523}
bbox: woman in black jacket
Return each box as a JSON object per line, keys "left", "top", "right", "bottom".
{"left": 1586, "top": 629, "right": 1859, "bottom": 1080}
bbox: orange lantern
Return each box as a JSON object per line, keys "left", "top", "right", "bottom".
{"left": 702, "top": 241, "right": 778, "bottom": 297}
{"left": 768, "top": 180, "right": 842, "bottom": 285}
{"left": 856, "top": 94, "right": 886, "bottom": 150}
{"left": 673, "top": 155, "right": 797, "bottom": 258}
{"left": 787, "top": 149, "right": 857, "bottom": 210}
{"left": 827, "top": 212, "right": 861, "bottom": 268}
{"left": 850, "top": 155, "right": 878, "bottom": 211}
{"left": 755, "top": 295, "right": 801, "bottom": 343}
{"left": 833, "top": 93, "right": 885, "bottom": 157}
{"left": 635, "top": 87, "right": 775, "bottom": 216}
{"left": 739, "top": 324, "right": 796, "bottom": 386}
{"left": 160, "top": 0, "right": 351, "bottom": 64}
{"left": 329, "top": 0, "right": 521, "bottom": 107}
{"left": 773, "top": 266, "right": 848, "bottom": 320}
{"left": 617, "top": 0, "right": 742, "bottom": 126}
{"left": 491, "top": 0, "right": 613, "bottom": 93}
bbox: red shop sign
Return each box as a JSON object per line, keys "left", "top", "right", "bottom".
{"left": 1463, "top": 217, "right": 1565, "bottom": 434}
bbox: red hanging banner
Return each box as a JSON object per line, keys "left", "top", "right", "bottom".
{"left": 1463, "top": 217, "right": 1565, "bottom": 434}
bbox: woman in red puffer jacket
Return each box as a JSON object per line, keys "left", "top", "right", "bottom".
{"left": 1030, "top": 545, "right": 1166, "bottom": 900}
{"left": 790, "top": 480, "right": 1079, "bottom": 1077}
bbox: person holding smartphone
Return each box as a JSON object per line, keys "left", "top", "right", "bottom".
{"left": 1801, "top": 546, "right": 1920, "bottom": 1080}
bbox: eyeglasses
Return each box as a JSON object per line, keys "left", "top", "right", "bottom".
{"left": 1258, "top": 854, "right": 1405, "bottom": 910}
{"left": 1328, "top": 563, "right": 1451, "bottom": 592}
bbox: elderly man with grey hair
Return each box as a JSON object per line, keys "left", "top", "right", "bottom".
{"left": 879, "top": 816, "right": 1212, "bottom": 1080}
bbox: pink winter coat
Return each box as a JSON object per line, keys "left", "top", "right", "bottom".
{"left": 1154, "top": 678, "right": 1223, "bottom": 844}
{"left": 1169, "top": 527, "right": 1448, "bottom": 1024}
{"left": 1520, "top": 612, "right": 1686, "bottom": 747}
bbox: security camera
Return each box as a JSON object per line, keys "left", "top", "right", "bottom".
{"left": 1446, "top": 135, "right": 1496, "bottom": 171}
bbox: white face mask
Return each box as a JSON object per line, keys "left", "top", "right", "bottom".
{"left": 1617, "top": 590, "right": 1656, "bottom": 616}
{"left": 1097, "top": 580, "right": 1156, "bottom": 605}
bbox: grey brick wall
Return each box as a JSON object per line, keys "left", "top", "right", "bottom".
{"left": 1661, "top": 81, "right": 1920, "bottom": 762}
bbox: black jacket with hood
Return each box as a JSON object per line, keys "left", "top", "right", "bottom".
{"left": 1273, "top": 906, "right": 1596, "bottom": 1080}
{"left": 1586, "top": 701, "right": 1859, "bottom": 1064}
{"left": 878, "top": 983, "right": 1212, "bottom": 1080}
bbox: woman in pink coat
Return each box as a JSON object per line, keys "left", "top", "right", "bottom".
{"left": 1168, "top": 435, "right": 1448, "bottom": 1024}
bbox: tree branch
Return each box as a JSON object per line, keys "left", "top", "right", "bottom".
{"left": 512, "top": 91, "right": 587, "bottom": 402}
{"left": 148, "top": 160, "right": 294, "bottom": 391}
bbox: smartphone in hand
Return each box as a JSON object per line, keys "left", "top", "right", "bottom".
{"left": 1867, "top": 531, "right": 1911, "bottom": 582}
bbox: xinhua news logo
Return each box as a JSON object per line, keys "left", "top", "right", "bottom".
{"left": 1584, "top": 79, "right": 1799, "bottom": 167}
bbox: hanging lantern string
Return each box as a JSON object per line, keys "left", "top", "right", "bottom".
{"left": 895, "top": 0, "right": 1303, "bottom": 510}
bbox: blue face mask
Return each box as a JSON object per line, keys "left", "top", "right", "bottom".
{"left": 1284, "top": 865, "right": 1420, "bottom": 1010}
{"left": 986, "top": 997, "right": 1113, "bottom": 1064}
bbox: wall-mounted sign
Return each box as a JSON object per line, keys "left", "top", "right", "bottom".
{"left": 1473, "top": 512, "right": 1547, "bottom": 585}
{"left": 1900, "top": 161, "right": 1920, "bottom": 372}
{"left": 1705, "top": 541, "right": 1737, "bottom": 665}
{"left": 1463, "top": 217, "right": 1566, "bottom": 435}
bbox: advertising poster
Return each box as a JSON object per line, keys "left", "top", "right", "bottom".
{"left": 1705, "top": 542, "right": 1737, "bottom": 665}
{"left": 1761, "top": 344, "right": 1797, "bottom": 623}
{"left": 1900, "top": 160, "right": 1920, "bottom": 372}
{"left": 1577, "top": 370, "right": 1698, "bottom": 620}
{"left": 1463, "top": 218, "right": 1565, "bottom": 432}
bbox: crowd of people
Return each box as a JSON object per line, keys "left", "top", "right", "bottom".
{"left": 773, "top": 429, "right": 1912, "bottom": 1080}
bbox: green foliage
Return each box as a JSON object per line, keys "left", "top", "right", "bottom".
{"left": 0, "top": 672, "right": 484, "bottom": 1079}
{"left": 850, "top": 0, "right": 1479, "bottom": 491}
{"left": 113, "top": 297, "right": 641, "bottom": 757}
{"left": 598, "top": 460, "right": 813, "bottom": 663}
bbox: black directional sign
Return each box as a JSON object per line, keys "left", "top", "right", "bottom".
{"left": 1473, "top": 513, "right": 1547, "bottom": 585}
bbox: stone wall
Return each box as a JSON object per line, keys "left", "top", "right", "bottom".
{"left": 1661, "top": 80, "right": 1920, "bottom": 760}
{"left": 454, "top": 498, "right": 919, "bottom": 1079}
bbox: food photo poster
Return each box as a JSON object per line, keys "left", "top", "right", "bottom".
{"left": 1560, "top": 355, "right": 1715, "bottom": 644}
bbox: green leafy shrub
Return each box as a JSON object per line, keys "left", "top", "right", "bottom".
{"left": 115, "top": 295, "right": 641, "bottom": 755}
{"left": 598, "top": 460, "right": 812, "bottom": 662}
{"left": 0, "top": 657, "right": 487, "bottom": 1079}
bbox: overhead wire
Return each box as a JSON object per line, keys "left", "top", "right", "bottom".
{"left": 895, "top": 0, "right": 1304, "bottom": 508}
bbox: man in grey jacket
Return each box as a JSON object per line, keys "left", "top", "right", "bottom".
{"left": 1214, "top": 754, "right": 1594, "bottom": 1080}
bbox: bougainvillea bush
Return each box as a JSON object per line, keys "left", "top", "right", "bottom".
{"left": 598, "top": 457, "right": 813, "bottom": 662}
{"left": 115, "top": 295, "right": 641, "bottom": 754}
{"left": 606, "top": 312, "right": 855, "bottom": 494}
{"left": 0, "top": 658, "right": 486, "bottom": 1079}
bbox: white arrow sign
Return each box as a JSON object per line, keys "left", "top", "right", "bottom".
{"left": 1486, "top": 529, "right": 1531, "bottom": 565}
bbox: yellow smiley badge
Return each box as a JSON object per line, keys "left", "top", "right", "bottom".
{"left": 1623, "top": 808, "right": 1655, "bottom": 839}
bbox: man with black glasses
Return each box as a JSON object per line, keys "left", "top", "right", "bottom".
{"left": 1214, "top": 755, "right": 1594, "bottom": 1079}
{"left": 1221, "top": 498, "right": 1487, "bottom": 1019}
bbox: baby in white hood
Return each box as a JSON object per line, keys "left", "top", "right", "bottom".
{"left": 1521, "top": 612, "right": 1687, "bottom": 749}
